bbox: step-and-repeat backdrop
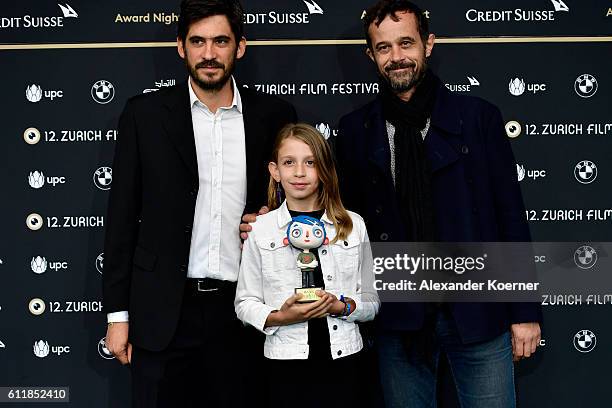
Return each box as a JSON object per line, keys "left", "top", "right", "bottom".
{"left": 1, "top": 0, "right": 611, "bottom": 406}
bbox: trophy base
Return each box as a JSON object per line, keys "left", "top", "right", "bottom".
{"left": 295, "top": 287, "right": 322, "bottom": 303}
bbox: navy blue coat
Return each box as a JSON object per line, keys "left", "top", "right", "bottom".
{"left": 335, "top": 84, "right": 542, "bottom": 344}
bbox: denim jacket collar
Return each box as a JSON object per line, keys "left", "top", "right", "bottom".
{"left": 276, "top": 200, "right": 334, "bottom": 229}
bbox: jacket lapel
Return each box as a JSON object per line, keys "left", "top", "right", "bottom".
{"left": 240, "top": 88, "right": 266, "bottom": 205}
{"left": 162, "top": 82, "right": 198, "bottom": 181}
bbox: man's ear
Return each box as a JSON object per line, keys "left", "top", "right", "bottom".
{"left": 177, "top": 37, "right": 185, "bottom": 59}
{"left": 366, "top": 47, "right": 375, "bottom": 63}
{"left": 424, "top": 33, "right": 435, "bottom": 58}
{"left": 236, "top": 36, "right": 247, "bottom": 60}
{"left": 268, "top": 162, "right": 280, "bottom": 182}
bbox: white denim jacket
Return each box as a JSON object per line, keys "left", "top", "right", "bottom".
{"left": 235, "top": 200, "right": 380, "bottom": 360}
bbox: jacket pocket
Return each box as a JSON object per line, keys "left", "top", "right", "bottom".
{"left": 331, "top": 235, "right": 360, "bottom": 276}
{"left": 256, "top": 236, "right": 299, "bottom": 288}
{"left": 132, "top": 245, "right": 157, "bottom": 272}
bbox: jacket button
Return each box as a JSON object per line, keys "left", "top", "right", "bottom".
{"left": 185, "top": 225, "right": 192, "bottom": 233}
{"left": 190, "top": 189, "right": 197, "bottom": 196}
{"left": 461, "top": 145, "right": 469, "bottom": 154}
{"left": 375, "top": 206, "right": 382, "bottom": 215}
{"left": 321, "top": 249, "right": 327, "bottom": 255}
{"left": 337, "top": 350, "right": 342, "bottom": 356}
{"left": 343, "top": 241, "right": 348, "bottom": 246}
{"left": 180, "top": 265, "right": 187, "bottom": 273}
{"left": 326, "top": 275, "right": 333, "bottom": 281}
{"left": 333, "top": 325, "right": 338, "bottom": 330}
{"left": 380, "top": 233, "right": 389, "bottom": 241}
{"left": 270, "top": 242, "right": 275, "bottom": 248}
{"left": 371, "top": 177, "right": 377, "bottom": 185}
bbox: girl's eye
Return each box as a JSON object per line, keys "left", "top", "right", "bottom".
{"left": 291, "top": 228, "right": 302, "bottom": 238}
{"left": 283, "top": 160, "right": 293, "bottom": 165}
{"left": 306, "top": 160, "right": 315, "bottom": 166}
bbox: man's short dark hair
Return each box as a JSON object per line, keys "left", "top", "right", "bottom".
{"left": 177, "top": 0, "right": 244, "bottom": 43}
{"left": 363, "top": 0, "right": 429, "bottom": 49}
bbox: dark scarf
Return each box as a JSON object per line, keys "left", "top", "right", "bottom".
{"left": 382, "top": 70, "right": 442, "bottom": 355}
{"left": 380, "top": 69, "right": 440, "bottom": 242}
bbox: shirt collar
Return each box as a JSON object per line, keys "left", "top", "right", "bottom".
{"left": 276, "top": 200, "right": 333, "bottom": 229}
{"left": 187, "top": 76, "right": 242, "bottom": 113}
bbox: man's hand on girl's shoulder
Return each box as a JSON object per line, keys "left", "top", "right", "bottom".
{"left": 239, "top": 206, "right": 269, "bottom": 246}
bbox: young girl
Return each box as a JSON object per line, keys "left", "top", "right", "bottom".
{"left": 235, "top": 123, "right": 380, "bottom": 407}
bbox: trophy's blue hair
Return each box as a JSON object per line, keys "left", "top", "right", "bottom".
{"left": 286, "top": 215, "right": 327, "bottom": 241}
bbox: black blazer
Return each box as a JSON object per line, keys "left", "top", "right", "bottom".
{"left": 102, "top": 82, "right": 297, "bottom": 351}
{"left": 335, "top": 84, "right": 541, "bottom": 344}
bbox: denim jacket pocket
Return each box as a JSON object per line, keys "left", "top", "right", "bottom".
{"left": 330, "top": 235, "right": 360, "bottom": 276}
{"left": 256, "top": 236, "right": 299, "bottom": 288}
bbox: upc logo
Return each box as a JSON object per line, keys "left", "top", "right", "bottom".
{"left": 28, "top": 171, "right": 45, "bottom": 188}
{"left": 33, "top": 340, "right": 50, "bottom": 358}
{"left": 26, "top": 84, "right": 43, "bottom": 102}
{"left": 508, "top": 78, "right": 525, "bottom": 96}
{"left": 315, "top": 123, "right": 331, "bottom": 139}
{"left": 516, "top": 164, "right": 525, "bottom": 181}
{"left": 31, "top": 256, "right": 48, "bottom": 274}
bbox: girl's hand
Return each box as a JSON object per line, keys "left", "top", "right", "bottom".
{"left": 315, "top": 290, "right": 343, "bottom": 316}
{"left": 315, "top": 291, "right": 357, "bottom": 317}
{"left": 271, "top": 293, "right": 336, "bottom": 326}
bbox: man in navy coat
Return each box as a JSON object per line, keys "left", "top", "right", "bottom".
{"left": 334, "top": 1, "right": 541, "bottom": 406}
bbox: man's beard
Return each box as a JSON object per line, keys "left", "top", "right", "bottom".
{"left": 186, "top": 56, "right": 235, "bottom": 91}
{"left": 381, "top": 55, "right": 427, "bottom": 93}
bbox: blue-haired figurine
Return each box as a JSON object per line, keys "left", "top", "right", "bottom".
{"left": 283, "top": 215, "right": 328, "bottom": 302}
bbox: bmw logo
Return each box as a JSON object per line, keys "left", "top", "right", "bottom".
{"left": 98, "top": 337, "right": 115, "bottom": 360}
{"left": 573, "top": 329, "right": 596, "bottom": 353}
{"left": 93, "top": 167, "right": 113, "bottom": 190}
{"left": 91, "top": 80, "right": 115, "bottom": 104}
{"left": 96, "top": 253, "right": 104, "bottom": 274}
{"left": 574, "top": 160, "right": 597, "bottom": 184}
{"left": 574, "top": 74, "right": 598, "bottom": 98}
{"left": 574, "top": 245, "right": 597, "bottom": 269}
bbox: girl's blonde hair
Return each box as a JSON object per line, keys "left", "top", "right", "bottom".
{"left": 267, "top": 123, "right": 353, "bottom": 242}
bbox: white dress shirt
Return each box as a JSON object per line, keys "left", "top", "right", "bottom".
{"left": 107, "top": 77, "right": 247, "bottom": 323}
{"left": 187, "top": 76, "right": 247, "bottom": 280}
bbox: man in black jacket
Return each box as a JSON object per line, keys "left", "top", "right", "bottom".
{"left": 102, "top": 1, "right": 296, "bottom": 406}
{"left": 334, "top": 1, "right": 541, "bottom": 407}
